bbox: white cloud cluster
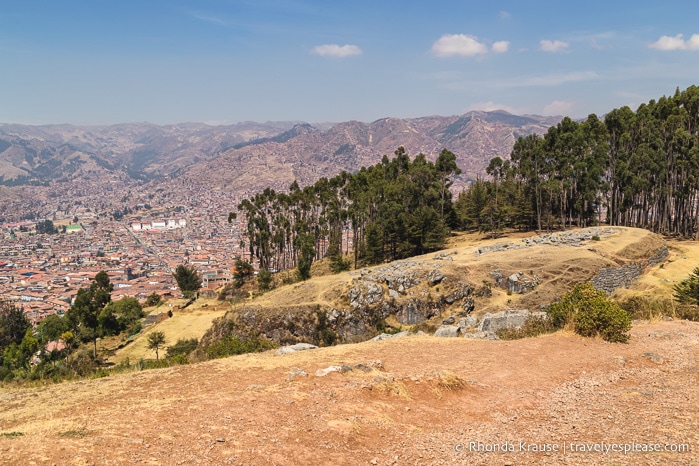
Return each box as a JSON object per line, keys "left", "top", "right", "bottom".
{"left": 492, "top": 41, "right": 510, "bottom": 53}
{"left": 543, "top": 100, "right": 574, "bottom": 115}
{"left": 540, "top": 39, "right": 569, "bottom": 52}
{"left": 431, "top": 34, "right": 509, "bottom": 57}
{"left": 649, "top": 34, "right": 699, "bottom": 51}
{"left": 466, "top": 101, "right": 518, "bottom": 113}
{"left": 311, "top": 44, "right": 362, "bottom": 57}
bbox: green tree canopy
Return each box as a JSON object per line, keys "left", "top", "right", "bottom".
{"left": 173, "top": 265, "right": 202, "bottom": 298}
{"left": 0, "top": 300, "right": 31, "bottom": 349}
{"left": 67, "top": 271, "right": 113, "bottom": 358}
{"left": 147, "top": 331, "right": 167, "bottom": 360}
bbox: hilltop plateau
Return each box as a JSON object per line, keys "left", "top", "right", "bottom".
{"left": 2, "top": 227, "right": 698, "bottom": 464}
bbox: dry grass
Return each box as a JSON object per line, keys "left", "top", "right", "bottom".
{"left": 111, "top": 307, "right": 226, "bottom": 363}
{"left": 435, "top": 370, "right": 466, "bottom": 391}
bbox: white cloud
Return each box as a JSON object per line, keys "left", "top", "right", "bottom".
{"left": 540, "top": 39, "right": 569, "bottom": 52}
{"left": 499, "top": 11, "right": 511, "bottom": 20}
{"left": 311, "top": 44, "right": 362, "bottom": 57}
{"left": 431, "top": 34, "right": 489, "bottom": 57}
{"left": 466, "top": 101, "right": 518, "bottom": 114}
{"left": 517, "top": 71, "right": 598, "bottom": 87}
{"left": 492, "top": 41, "right": 510, "bottom": 53}
{"left": 543, "top": 100, "right": 574, "bottom": 115}
{"left": 649, "top": 33, "right": 699, "bottom": 51}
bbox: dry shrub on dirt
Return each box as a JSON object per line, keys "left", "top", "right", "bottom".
{"left": 435, "top": 370, "right": 466, "bottom": 391}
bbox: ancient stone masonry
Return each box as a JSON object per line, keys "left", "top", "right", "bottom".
{"left": 647, "top": 245, "right": 669, "bottom": 267}
{"left": 591, "top": 264, "right": 643, "bottom": 294}
{"left": 474, "top": 227, "right": 622, "bottom": 256}
{"left": 591, "top": 243, "right": 668, "bottom": 294}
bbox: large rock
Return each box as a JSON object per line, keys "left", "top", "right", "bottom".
{"left": 427, "top": 269, "right": 445, "bottom": 286}
{"left": 478, "top": 310, "right": 539, "bottom": 333}
{"left": 370, "top": 331, "right": 411, "bottom": 341}
{"left": 489, "top": 270, "right": 540, "bottom": 294}
{"left": 395, "top": 298, "right": 443, "bottom": 325}
{"left": 458, "top": 316, "right": 478, "bottom": 330}
{"left": 275, "top": 343, "right": 318, "bottom": 355}
{"left": 348, "top": 281, "right": 384, "bottom": 308}
{"left": 434, "top": 325, "right": 461, "bottom": 338}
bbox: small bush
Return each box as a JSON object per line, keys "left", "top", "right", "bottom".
{"left": 496, "top": 315, "right": 555, "bottom": 340}
{"left": 166, "top": 338, "right": 198, "bottom": 359}
{"left": 675, "top": 304, "right": 699, "bottom": 322}
{"left": 674, "top": 267, "right": 699, "bottom": 305}
{"left": 436, "top": 370, "right": 465, "bottom": 391}
{"left": 145, "top": 293, "right": 161, "bottom": 307}
{"left": 204, "top": 334, "right": 276, "bottom": 359}
{"left": 547, "top": 283, "right": 631, "bottom": 343}
{"left": 591, "top": 235, "right": 601, "bottom": 241}
{"left": 619, "top": 295, "right": 673, "bottom": 320}
{"left": 410, "top": 321, "right": 438, "bottom": 334}
{"left": 313, "top": 310, "right": 338, "bottom": 346}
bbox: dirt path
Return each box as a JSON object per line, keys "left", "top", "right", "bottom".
{"left": 1, "top": 320, "right": 697, "bottom": 465}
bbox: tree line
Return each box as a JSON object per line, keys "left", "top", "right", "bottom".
{"left": 233, "top": 147, "right": 461, "bottom": 278}
{"left": 457, "top": 86, "right": 699, "bottom": 237}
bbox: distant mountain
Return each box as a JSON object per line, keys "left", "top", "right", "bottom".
{"left": 0, "top": 111, "right": 561, "bottom": 197}
{"left": 0, "top": 121, "right": 301, "bottom": 185}
{"left": 181, "top": 111, "right": 561, "bottom": 194}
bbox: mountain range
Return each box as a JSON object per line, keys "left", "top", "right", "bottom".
{"left": 0, "top": 111, "right": 561, "bottom": 198}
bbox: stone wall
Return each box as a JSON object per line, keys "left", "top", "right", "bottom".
{"left": 590, "top": 264, "right": 643, "bottom": 294}
{"left": 591, "top": 243, "right": 668, "bottom": 294}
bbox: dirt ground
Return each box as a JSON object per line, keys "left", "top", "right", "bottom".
{"left": 1, "top": 227, "right": 697, "bottom": 465}
{"left": 1, "top": 319, "right": 697, "bottom": 465}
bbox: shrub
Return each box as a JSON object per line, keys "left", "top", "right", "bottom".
{"left": 313, "top": 310, "right": 338, "bottom": 346}
{"left": 675, "top": 304, "right": 699, "bottom": 322}
{"left": 204, "top": 334, "right": 276, "bottom": 360}
{"left": 673, "top": 267, "right": 699, "bottom": 305}
{"left": 547, "top": 283, "right": 631, "bottom": 343}
{"left": 166, "top": 338, "right": 198, "bottom": 359}
{"left": 145, "top": 293, "right": 161, "bottom": 307}
{"left": 619, "top": 295, "right": 674, "bottom": 320}
{"left": 257, "top": 269, "right": 274, "bottom": 291}
{"left": 496, "top": 315, "right": 555, "bottom": 340}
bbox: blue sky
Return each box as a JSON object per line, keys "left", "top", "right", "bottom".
{"left": 1, "top": 1, "right": 698, "bottom": 125}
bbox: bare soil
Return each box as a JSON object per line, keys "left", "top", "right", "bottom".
{"left": 1, "top": 227, "right": 697, "bottom": 465}
{"left": 1, "top": 319, "right": 697, "bottom": 465}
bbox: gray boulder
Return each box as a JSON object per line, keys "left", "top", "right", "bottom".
{"left": 478, "top": 310, "right": 537, "bottom": 333}
{"left": 370, "top": 330, "right": 411, "bottom": 341}
{"left": 276, "top": 343, "right": 318, "bottom": 355}
{"left": 434, "top": 325, "right": 461, "bottom": 338}
{"left": 427, "top": 269, "right": 445, "bottom": 286}
{"left": 458, "top": 316, "right": 478, "bottom": 330}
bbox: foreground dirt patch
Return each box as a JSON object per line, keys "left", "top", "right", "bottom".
{"left": 1, "top": 320, "right": 697, "bottom": 465}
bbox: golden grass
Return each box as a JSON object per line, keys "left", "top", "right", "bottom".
{"left": 112, "top": 308, "right": 226, "bottom": 363}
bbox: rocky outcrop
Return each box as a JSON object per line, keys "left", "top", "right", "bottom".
{"left": 276, "top": 343, "right": 318, "bottom": 355}
{"left": 394, "top": 298, "right": 443, "bottom": 324}
{"left": 478, "top": 309, "right": 546, "bottom": 334}
{"left": 348, "top": 281, "right": 384, "bottom": 308}
{"left": 434, "top": 325, "right": 461, "bottom": 338}
{"left": 489, "top": 270, "right": 540, "bottom": 294}
{"left": 475, "top": 227, "right": 622, "bottom": 256}
{"left": 370, "top": 331, "right": 411, "bottom": 341}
